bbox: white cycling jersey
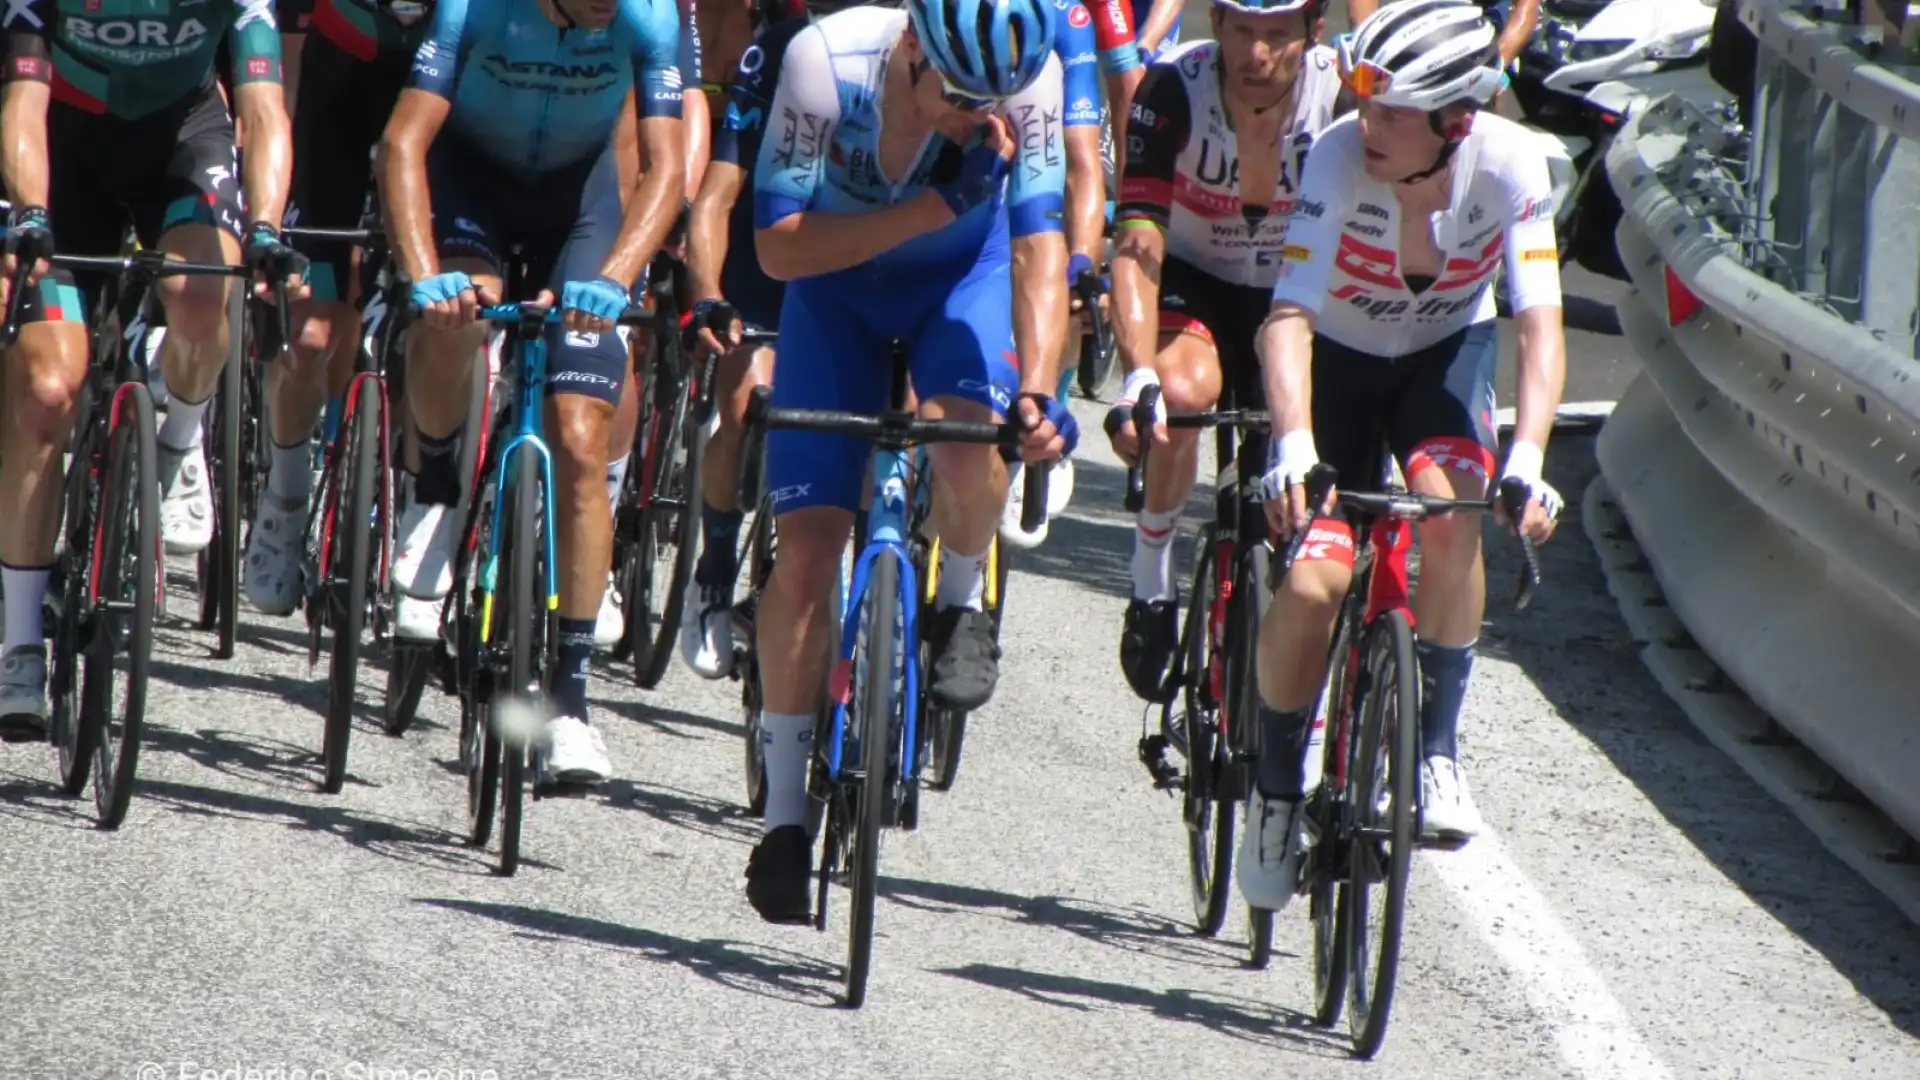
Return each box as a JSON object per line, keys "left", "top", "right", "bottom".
{"left": 1270, "top": 110, "right": 1562, "bottom": 356}
{"left": 1116, "top": 38, "right": 1343, "bottom": 289}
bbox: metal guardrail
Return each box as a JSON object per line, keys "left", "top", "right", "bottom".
{"left": 1596, "top": 0, "right": 1920, "bottom": 911}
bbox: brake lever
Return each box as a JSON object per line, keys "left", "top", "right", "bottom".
{"left": 1497, "top": 477, "right": 1542, "bottom": 611}
{"left": 1123, "top": 383, "right": 1160, "bottom": 513}
{"left": 738, "top": 384, "right": 772, "bottom": 508}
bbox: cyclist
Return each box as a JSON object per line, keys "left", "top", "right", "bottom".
{"left": 241, "top": 0, "right": 432, "bottom": 618}
{"left": 1102, "top": 0, "right": 1344, "bottom": 706}
{"left": 739, "top": 0, "right": 1077, "bottom": 922}
{"left": 378, "top": 0, "right": 686, "bottom": 785}
{"left": 0, "top": 0, "right": 303, "bottom": 735}
{"left": 676, "top": 0, "right": 853, "bottom": 680}
{"left": 1242, "top": 0, "right": 1564, "bottom": 910}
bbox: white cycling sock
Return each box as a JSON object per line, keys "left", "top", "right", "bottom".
{"left": 1131, "top": 507, "right": 1181, "bottom": 602}
{"left": 935, "top": 544, "right": 988, "bottom": 612}
{"left": 605, "top": 453, "right": 629, "bottom": 512}
{"left": 1, "top": 563, "right": 51, "bottom": 651}
{"left": 268, "top": 440, "right": 312, "bottom": 503}
{"left": 761, "top": 711, "right": 813, "bottom": 831}
{"left": 158, "top": 392, "right": 209, "bottom": 452}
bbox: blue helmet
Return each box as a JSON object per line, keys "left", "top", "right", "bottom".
{"left": 907, "top": 0, "right": 1057, "bottom": 100}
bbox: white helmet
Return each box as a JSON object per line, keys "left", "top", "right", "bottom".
{"left": 1340, "top": 0, "right": 1504, "bottom": 113}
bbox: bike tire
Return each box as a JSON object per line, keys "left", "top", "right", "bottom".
{"left": 321, "top": 383, "right": 380, "bottom": 794}
{"left": 633, "top": 370, "right": 701, "bottom": 689}
{"left": 1311, "top": 605, "right": 1360, "bottom": 1025}
{"left": 54, "top": 418, "right": 98, "bottom": 797}
{"left": 1343, "top": 608, "right": 1418, "bottom": 1060}
{"left": 843, "top": 552, "right": 896, "bottom": 1009}
{"left": 83, "top": 384, "right": 159, "bottom": 829}
{"left": 197, "top": 287, "right": 245, "bottom": 659}
{"left": 740, "top": 506, "right": 775, "bottom": 814}
{"left": 383, "top": 646, "right": 431, "bottom": 737}
{"left": 1178, "top": 537, "right": 1233, "bottom": 936}
{"left": 1233, "top": 545, "right": 1276, "bottom": 964}
{"left": 497, "top": 443, "right": 542, "bottom": 877}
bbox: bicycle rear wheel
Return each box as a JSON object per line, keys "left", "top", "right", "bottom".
{"left": 459, "top": 479, "right": 500, "bottom": 848}
{"left": 1343, "top": 608, "right": 1418, "bottom": 1059}
{"left": 1177, "top": 537, "right": 1233, "bottom": 936}
{"left": 83, "top": 384, "right": 159, "bottom": 829}
{"left": 1233, "top": 546, "right": 1275, "bottom": 964}
{"left": 1310, "top": 605, "right": 1360, "bottom": 1025}
{"left": 843, "top": 552, "right": 898, "bottom": 1008}
{"left": 197, "top": 287, "right": 246, "bottom": 658}
{"left": 321, "top": 381, "right": 381, "bottom": 794}
{"left": 630, "top": 354, "right": 702, "bottom": 689}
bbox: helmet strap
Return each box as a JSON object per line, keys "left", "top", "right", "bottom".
{"left": 1397, "top": 136, "right": 1458, "bottom": 186}
{"left": 1396, "top": 105, "right": 1471, "bottom": 184}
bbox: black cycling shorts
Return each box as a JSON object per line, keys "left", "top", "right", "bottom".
{"left": 288, "top": 33, "right": 411, "bottom": 303}
{"left": 428, "top": 136, "right": 631, "bottom": 406}
{"left": 21, "top": 78, "right": 246, "bottom": 325}
{"left": 1310, "top": 322, "right": 1501, "bottom": 494}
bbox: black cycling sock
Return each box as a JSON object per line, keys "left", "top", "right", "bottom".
{"left": 552, "top": 617, "right": 596, "bottom": 720}
{"left": 413, "top": 428, "right": 464, "bottom": 508}
{"left": 1256, "top": 705, "right": 1313, "bottom": 800}
{"left": 695, "top": 503, "right": 744, "bottom": 587}
{"left": 1417, "top": 639, "right": 1474, "bottom": 760}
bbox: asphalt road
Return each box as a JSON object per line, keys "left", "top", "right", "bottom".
{"left": 2, "top": 18, "right": 1916, "bottom": 1080}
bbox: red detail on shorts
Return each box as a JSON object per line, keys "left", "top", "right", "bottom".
{"left": 1085, "top": 0, "right": 1136, "bottom": 52}
{"left": 1294, "top": 520, "right": 1356, "bottom": 569}
{"left": 1117, "top": 176, "right": 1171, "bottom": 207}
{"left": 1405, "top": 436, "right": 1495, "bottom": 483}
{"left": 50, "top": 72, "right": 104, "bottom": 113}
{"left": 1159, "top": 309, "right": 1210, "bottom": 343}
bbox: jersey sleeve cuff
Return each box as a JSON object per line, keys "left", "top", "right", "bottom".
{"left": 1008, "top": 194, "right": 1064, "bottom": 239}
{"left": 753, "top": 192, "right": 807, "bottom": 231}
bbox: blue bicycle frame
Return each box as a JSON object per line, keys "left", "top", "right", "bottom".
{"left": 473, "top": 303, "right": 562, "bottom": 644}
{"left": 826, "top": 444, "right": 923, "bottom": 785}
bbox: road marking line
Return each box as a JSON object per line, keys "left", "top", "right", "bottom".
{"left": 1427, "top": 829, "right": 1674, "bottom": 1080}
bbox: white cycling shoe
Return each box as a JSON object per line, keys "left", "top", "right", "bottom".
{"left": 999, "top": 457, "right": 1076, "bottom": 549}
{"left": 677, "top": 576, "right": 734, "bottom": 680}
{"left": 1420, "top": 755, "right": 1485, "bottom": 842}
{"left": 540, "top": 715, "right": 611, "bottom": 785}
{"left": 1236, "top": 787, "right": 1316, "bottom": 912}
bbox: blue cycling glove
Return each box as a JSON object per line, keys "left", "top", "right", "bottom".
{"left": 562, "top": 275, "right": 632, "bottom": 322}
{"left": 1066, "top": 252, "right": 1095, "bottom": 290}
{"left": 1019, "top": 391, "right": 1080, "bottom": 458}
{"left": 935, "top": 141, "right": 1011, "bottom": 218}
{"left": 412, "top": 271, "right": 473, "bottom": 309}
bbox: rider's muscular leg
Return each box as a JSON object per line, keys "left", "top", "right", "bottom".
{"left": 404, "top": 259, "right": 493, "bottom": 501}
{"left": 550, "top": 392, "right": 614, "bottom": 720}
{"left": 605, "top": 336, "right": 641, "bottom": 508}
{"left": 1254, "top": 551, "right": 1350, "bottom": 798}
{"left": 1137, "top": 330, "right": 1218, "bottom": 601}
{"left": 0, "top": 323, "right": 88, "bottom": 656}
{"left": 1405, "top": 457, "right": 1488, "bottom": 761}
{"left": 697, "top": 343, "right": 772, "bottom": 578}
{"left": 756, "top": 507, "right": 852, "bottom": 827}
{"left": 918, "top": 395, "right": 1005, "bottom": 602}
{"left": 151, "top": 225, "right": 243, "bottom": 554}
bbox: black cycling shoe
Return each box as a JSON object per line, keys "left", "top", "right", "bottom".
{"left": 927, "top": 606, "right": 1001, "bottom": 711}
{"left": 1119, "top": 598, "right": 1179, "bottom": 702}
{"left": 745, "top": 825, "right": 814, "bottom": 924}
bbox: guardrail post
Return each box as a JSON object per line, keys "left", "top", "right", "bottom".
{"left": 1860, "top": 75, "right": 1920, "bottom": 354}
{"left": 1824, "top": 104, "right": 1874, "bottom": 322}
{"left": 1759, "top": 62, "right": 1825, "bottom": 291}
{"left": 1802, "top": 86, "right": 1840, "bottom": 303}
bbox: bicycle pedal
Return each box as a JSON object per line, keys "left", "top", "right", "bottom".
{"left": 532, "top": 777, "right": 595, "bottom": 799}
{"left": 0, "top": 721, "right": 49, "bottom": 744}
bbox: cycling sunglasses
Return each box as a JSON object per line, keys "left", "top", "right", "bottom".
{"left": 1334, "top": 35, "right": 1393, "bottom": 99}
{"left": 935, "top": 69, "right": 1007, "bottom": 113}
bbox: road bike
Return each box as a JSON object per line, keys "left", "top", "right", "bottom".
{"left": 737, "top": 344, "right": 1048, "bottom": 1007}
{"left": 446, "top": 283, "right": 649, "bottom": 877}
{"left": 1, "top": 245, "right": 259, "bottom": 827}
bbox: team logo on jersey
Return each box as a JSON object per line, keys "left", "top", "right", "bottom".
{"left": 1334, "top": 234, "right": 1399, "bottom": 289}
{"left": 3, "top": 0, "right": 43, "bottom": 26}
{"left": 1522, "top": 247, "right": 1556, "bottom": 262}
{"left": 1518, "top": 196, "right": 1553, "bottom": 222}
{"left": 1068, "top": 2, "right": 1090, "bottom": 27}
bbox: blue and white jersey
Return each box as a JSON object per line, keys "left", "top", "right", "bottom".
{"left": 749, "top": 6, "right": 1067, "bottom": 274}
{"left": 409, "top": 0, "right": 684, "bottom": 180}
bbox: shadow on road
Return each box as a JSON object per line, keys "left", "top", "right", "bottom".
{"left": 599, "top": 690, "right": 746, "bottom": 742}
{"left": 879, "top": 875, "right": 1260, "bottom": 971}
{"left": 0, "top": 767, "right": 100, "bottom": 830}
{"left": 139, "top": 776, "right": 490, "bottom": 874}
{"left": 1486, "top": 436, "right": 1920, "bottom": 1039}
{"left": 418, "top": 897, "right": 843, "bottom": 1007}
{"left": 934, "top": 962, "right": 1344, "bottom": 1055}
{"left": 598, "top": 778, "right": 760, "bottom": 847}
{"left": 143, "top": 724, "right": 342, "bottom": 792}
{"left": 1011, "top": 457, "right": 1206, "bottom": 604}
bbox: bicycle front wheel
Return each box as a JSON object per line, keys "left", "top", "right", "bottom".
{"left": 321, "top": 381, "right": 381, "bottom": 794}
{"left": 1343, "top": 608, "right": 1419, "bottom": 1059}
{"left": 197, "top": 286, "right": 246, "bottom": 659}
{"left": 740, "top": 505, "right": 775, "bottom": 814}
{"left": 82, "top": 383, "right": 160, "bottom": 829}
{"left": 1177, "top": 537, "right": 1232, "bottom": 936}
{"left": 497, "top": 442, "right": 545, "bottom": 877}
{"left": 843, "top": 552, "right": 899, "bottom": 1009}
{"left": 631, "top": 359, "right": 702, "bottom": 689}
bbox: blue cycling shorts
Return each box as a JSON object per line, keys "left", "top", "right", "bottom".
{"left": 765, "top": 256, "right": 1020, "bottom": 515}
{"left": 427, "top": 136, "right": 633, "bottom": 407}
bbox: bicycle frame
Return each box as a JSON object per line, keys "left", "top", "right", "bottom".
{"left": 826, "top": 444, "right": 922, "bottom": 784}
{"left": 476, "top": 307, "right": 561, "bottom": 644}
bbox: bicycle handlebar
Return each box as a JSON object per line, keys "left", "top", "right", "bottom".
{"left": 1279, "top": 462, "right": 1543, "bottom": 611}
{"left": 1120, "top": 384, "right": 1271, "bottom": 513}
{"left": 281, "top": 225, "right": 385, "bottom": 245}
{"left": 739, "top": 383, "right": 1052, "bottom": 534}
{"left": 0, "top": 247, "right": 278, "bottom": 350}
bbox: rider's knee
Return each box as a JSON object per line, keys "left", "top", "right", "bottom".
{"left": 926, "top": 439, "right": 997, "bottom": 496}
{"left": 155, "top": 273, "right": 230, "bottom": 343}
{"left": 768, "top": 514, "right": 849, "bottom": 598}
{"left": 290, "top": 302, "right": 342, "bottom": 368}
{"left": 1275, "top": 555, "right": 1351, "bottom": 623}
{"left": 550, "top": 395, "right": 613, "bottom": 483}
{"left": 1157, "top": 361, "right": 1220, "bottom": 418}
{"left": 1405, "top": 438, "right": 1494, "bottom": 570}
{"left": 6, "top": 338, "right": 85, "bottom": 445}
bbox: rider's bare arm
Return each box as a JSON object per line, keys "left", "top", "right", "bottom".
{"left": 0, "top": 80, "right": 50, "bottom": 209}
{"left": 689, "top": 160, "right": 740, "bottom": 303}
{"left": 1110, "top": 66, "right": 1186, "bottom": 376}
{"left": 1497, "top": 0, "right": 1541, "bottom": 64}
{"left": 1064, "top": 125, "right": 1104, "bottom": 271}
{"left": 376, "top": 89, "right": 454, "bottom": 282}
{"left": 1256, "top": 302, "right": 1317, "bottom": 438}
{"left": 233, "top": 80, "right": 294, "bottom": 230}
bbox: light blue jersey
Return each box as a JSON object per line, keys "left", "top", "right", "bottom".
{"left": 409, "top": 0, "right": 684, "bottom": 179}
